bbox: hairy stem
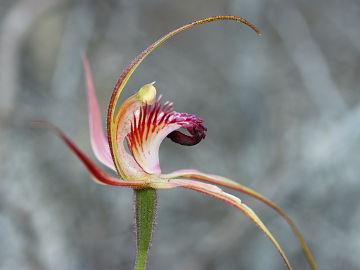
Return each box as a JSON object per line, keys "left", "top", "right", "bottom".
{"left": 134, "top": 188, "right": 157, "bottom": 270}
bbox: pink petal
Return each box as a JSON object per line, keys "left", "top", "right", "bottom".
{"left": 33, "top": 121, "right": 147, "bottom": 187}
{"left": 168, "top": 178, "right": 292, "bottom": 270}
{"left": 82, "top": 55, "right": 116, "bottom": 171}
{"left": 165, "top": 169, "right": 316, "bottom": 270}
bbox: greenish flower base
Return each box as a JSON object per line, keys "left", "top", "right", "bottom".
{"left": 134, "top": 188, "right": 157, "bottom": 270}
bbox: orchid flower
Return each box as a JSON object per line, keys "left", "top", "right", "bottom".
{"left": 36, "top": 16, "right": 317, "bottom": 270}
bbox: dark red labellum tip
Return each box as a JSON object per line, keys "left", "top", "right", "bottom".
{"left": 167, "top": 124, "right": 207, "bottom": 146}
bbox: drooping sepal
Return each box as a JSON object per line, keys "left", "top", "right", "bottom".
{"left": 165, "top": 169, "right": 317, "bottom": 270}
{"left": 32, "top": 121, "right": 148, "bottom": 187}
{"left": 167, "top": 178, "right": 292, "bottom": 270}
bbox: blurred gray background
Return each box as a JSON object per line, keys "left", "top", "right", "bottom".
{"left": 1, "top": 0, "right": 359, "bottom": 269}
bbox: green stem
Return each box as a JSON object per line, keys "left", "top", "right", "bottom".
{"left": 134, "top": 188, "right": 157, "bottom": 270}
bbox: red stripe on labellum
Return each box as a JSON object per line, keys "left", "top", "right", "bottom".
{"left": 127, "top": 96, "right": 207, "bottom": 149}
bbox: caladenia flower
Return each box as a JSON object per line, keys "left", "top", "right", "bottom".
{"left": 36, "top": 16, "right": 317, "bottom": 270}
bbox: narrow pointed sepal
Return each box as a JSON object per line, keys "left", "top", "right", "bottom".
{"left": 82, "top": 54, "right": 116, "bottom": 171}
{"left": 166, "top": 169, "right": 317, "bottom": 270}
{"left": 169, "top": 179, "right": 292, "bottom": 270}
{"left": 134, "top": 189, "right": 158, "bottom": 270}
{"left": 32, "top": 121, "right": 147, "bottom": 187}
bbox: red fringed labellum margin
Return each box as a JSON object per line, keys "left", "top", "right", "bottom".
{"left": 126, "top": 97, "right": 207, "bottom": 174}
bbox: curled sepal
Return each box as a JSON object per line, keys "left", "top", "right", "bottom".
{"left": 32, "top": 121, "right": 147, "bottom": 188}
{"left": 107, "top": 16, "right": 260, "bottom": 180}
{"left": 165, "top": 169, "right": 317, "bottom": 270}
{"left": 82, "top": 54, "right": 116, "bottom": 171}
{"left": 168, "top": 179, "right": 292, "bottom": 270}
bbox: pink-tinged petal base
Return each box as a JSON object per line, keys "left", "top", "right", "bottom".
{"left": 165, "top": 169, "right": 317, "bottom": 270}
{"left": 82, "top": 55, "right": 116, "bottom": 171}
{"left": 155, "top": 178, "right": 291, "bottom": 270}
{"left": 110, "top": 83, "right": 157, "bottom": 180}
{"left": 32, "top": 121, "right": 147, "bottom": 188}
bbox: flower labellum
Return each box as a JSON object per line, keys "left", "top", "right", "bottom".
{"left": 36, "top": 16, "right": 317, "bottom": 270}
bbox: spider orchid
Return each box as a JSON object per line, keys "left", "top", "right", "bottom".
{"left": 36, "top": 16, "right": 317, "bottom": 270}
